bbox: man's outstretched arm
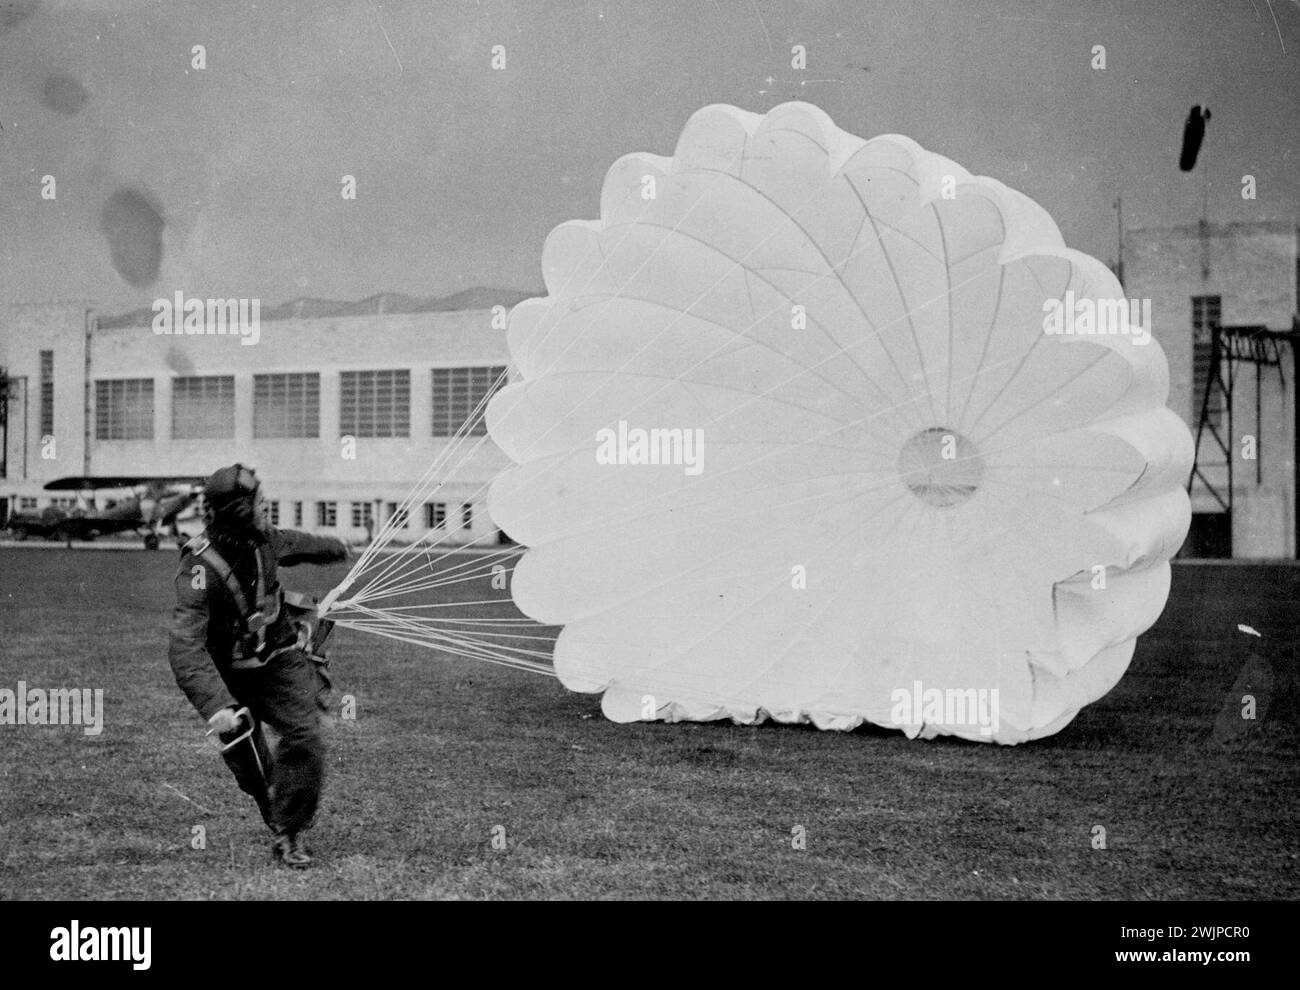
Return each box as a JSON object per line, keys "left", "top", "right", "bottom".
{"left": 271, "top": 528, "right": 350, "bottom": 567}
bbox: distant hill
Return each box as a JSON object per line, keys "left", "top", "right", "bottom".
{"left": 97, "top": 287, "right": 540, "bottom": 328}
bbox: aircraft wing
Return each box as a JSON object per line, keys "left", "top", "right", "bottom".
{"left": 43, "top": 476, "right": 206, "bottom": 492}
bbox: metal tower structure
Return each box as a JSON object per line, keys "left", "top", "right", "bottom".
{"left": 1187, "top": 318, "right": 1300, "bottom": 557}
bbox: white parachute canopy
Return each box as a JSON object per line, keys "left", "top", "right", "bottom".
{"left": 485, "top": 101, "right": 1193, "bottom": 744}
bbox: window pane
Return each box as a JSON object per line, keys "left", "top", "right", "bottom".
{"left": 39, "top": 350, "right": 54, "bottom": 438}
{"left": 340, "top": 369, "right": 410, "bottom": 438}
{"left": 94, "top": 378, "right": 154, "bottom": 440}
{"left": 172, "top": 376, "right": 235, "bottom": 439}
{"left": 431, "top": 365, "right": 506, "bottom": 437}
{"left": 254, "top": 373, "right": 319, "bottom": 438}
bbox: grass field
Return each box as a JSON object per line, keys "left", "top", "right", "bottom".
{"left": 1, "top": 545, "right": 1296, "bottom": 900}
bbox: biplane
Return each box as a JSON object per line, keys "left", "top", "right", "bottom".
{"left": 5, "top": 476, "right": 206, "bottom": 549}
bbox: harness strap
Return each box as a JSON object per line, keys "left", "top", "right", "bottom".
{"left": 184, "top": 532, "right": 279, "bottom": 661}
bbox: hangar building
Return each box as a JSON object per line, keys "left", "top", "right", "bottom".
{"left": 0, "top": 297, "right": 520, "bottom": 545}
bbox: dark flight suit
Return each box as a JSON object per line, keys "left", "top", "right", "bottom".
{"left": 169, "top": 527, "right": 347, "bottom": 835}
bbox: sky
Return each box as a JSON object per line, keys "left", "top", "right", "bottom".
{"left": 0, "top": 0, "right": 1296, "bottom": 314}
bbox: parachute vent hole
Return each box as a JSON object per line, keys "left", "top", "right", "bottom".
{"left": 897, "top": 427, "right": 983, "bottom": 508}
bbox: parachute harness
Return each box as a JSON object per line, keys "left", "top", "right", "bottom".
{"left": 187, "top": 533, "right": 333, "bottom": 671}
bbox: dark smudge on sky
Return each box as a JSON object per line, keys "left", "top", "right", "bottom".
{"left": 40, "top": 74, "right": 89, "bottom": 115}
{"left": 164, "top": 345, "right": 196, "bottom": 376}
{"left": 1179, "top": 106, "right": 1211, "bottom": 172}
{"left": 0, "top": 0, "right": 39, "bottom": 34}
{"left": 100, "top": 189, "right": 166, "bottom": 288}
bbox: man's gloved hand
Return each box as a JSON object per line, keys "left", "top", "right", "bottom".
{"left": 207, "top": 707, "right": 243, "bottom": 735}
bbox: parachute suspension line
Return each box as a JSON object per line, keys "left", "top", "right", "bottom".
{"left": 348, "top": 367, "right": 506, "bottom": 572}
{"left": 338, "top": 431, "right": 498, "bottom": 602}
{"left": 334, "top": 619, "right": 555, "bottom": 653}
{"left": 333, "top": 608, "right": 555, "bottom": 658}
{"left": 338, "top": 511, "right": 508, "bottom": 606}
{"left": 328, "top": 618, "right": 557, "bottom": 676}
{"left": 333, "top": 625, "right": 550, "bottom": 661}
{"left": 341, "top": 359, "right": 542, "bottom": 605}
{"left": 322, "top": 365, "right": 512, "bottom": 613}
{"left": 356, "top": 421, "right": 509, "bottom": 587}
{"left": 353, "top": 488, "right": 538, "bottom": 601}
{"left": 328, "top": 600, "right": 556, "bottom": 675}
{"left": 335, "top": 611, "right": 548, "bottom": 628}
{"left": 345, "top": 550, "right": 512, "bottom": 604}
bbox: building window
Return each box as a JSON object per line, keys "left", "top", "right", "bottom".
{"left": 341, "top": 369, "right": 410, "bottom": 438}
{"left": 350, "top": 501, "right": 374, "bottom": 528}
{"left": 1192, "top": 296, "right": 1223, "bottom": 430}
{"left": 293, "top": 501, "right": 303, "bottom": 527}
{"left": 431, "top": 365, "right": 507, "bottom": 437}
{"left": 19, "top": 497, "right": 38, "bottom": 511}
{"left": 387, "top": 502, "right": 410, "bottom": 529}
{"left": 268, "top": 501, "right": 280, "bottom": 526}
{"left": 462, "top": 503, "right": 473, "bottom": 530}
{"left": 425, "top": 502, "right": 447, "bottom": 528}
{"left": 172, "top": 376, "right": 235, "bottom": 439}
{"left": 254, "top": 373, "right": 320, "bottom": 438}
{"left": 316, "top": 501, "right": 337, "bottom": 527}
{"left": 39, "top": 350, "right": 53, "bottom": 438}
{"left": 95, "top": 378, "right": 154, "bottom": 440}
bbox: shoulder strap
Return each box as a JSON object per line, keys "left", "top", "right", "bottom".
{"left": 184, "top": 533, "right": 281, "bottom": 660}
{"left": 185, "top": 532, "right": 251, "bottom": 617}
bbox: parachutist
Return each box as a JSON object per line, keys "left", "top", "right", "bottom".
{"left": 168, "top": 463, "right": 348, "bottom": 868}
